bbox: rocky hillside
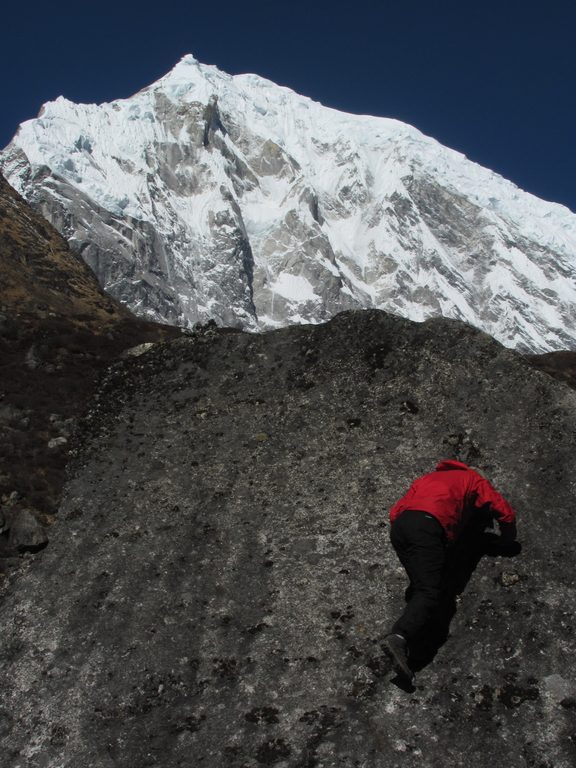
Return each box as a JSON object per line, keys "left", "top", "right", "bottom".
{"left": 2, "top": 55, "right": 576, "bottom": 352}
{"left": 0, "top": 172, "right": 179, "bottom": 565}
{"left": 1, "top": 309, "right": 575, "bottom": 767}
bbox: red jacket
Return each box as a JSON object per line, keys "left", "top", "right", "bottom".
{"left": 389, "top": 460, "right": 516, "bottom": 542}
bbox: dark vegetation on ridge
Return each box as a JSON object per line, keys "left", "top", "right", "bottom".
{"left": 0, "top": 174, "right": 179, "bottom": 565}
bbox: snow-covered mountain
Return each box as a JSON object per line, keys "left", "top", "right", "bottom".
{"left": 2, "top": 54, "right": 575, "bottom": 351}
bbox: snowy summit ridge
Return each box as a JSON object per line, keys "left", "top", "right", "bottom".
{"left": 2, "top": 54, "right": 576, "bottom": 351}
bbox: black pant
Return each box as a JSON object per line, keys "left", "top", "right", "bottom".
{"left": 390, "top": 510, "right": 447, "bottom": 642}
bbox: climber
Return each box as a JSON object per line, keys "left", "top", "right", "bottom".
{"left": 383, "top": 459, "right": 517, "bottom": 682}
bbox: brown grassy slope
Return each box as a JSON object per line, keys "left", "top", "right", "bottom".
{"left": 0, "top": 172, "right": 133, "bottom": 323}
{"left": 0, "top": 173, "right": 180, "bottom": 519}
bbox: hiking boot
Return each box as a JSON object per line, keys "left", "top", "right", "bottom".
{"left": 382, "top": 634, "right": 413, "bottom": 681}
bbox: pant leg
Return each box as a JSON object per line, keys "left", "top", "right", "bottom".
{"left": 389, "top": 511, "right": 447, "bottom": 641}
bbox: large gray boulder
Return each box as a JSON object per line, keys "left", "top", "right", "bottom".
{"left": 0, "top": 310, "right": 575, "bottom": 767}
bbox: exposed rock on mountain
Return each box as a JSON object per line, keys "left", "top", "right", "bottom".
{"left": 2, "top": 55, "right": 576, "bottom": 352}
{"left": 1, "top": 310, "right": 575, "bottom": 767}
{"left": 0, "top": 172, "right": 179, "bottom": 563}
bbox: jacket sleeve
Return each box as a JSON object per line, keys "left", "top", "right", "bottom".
{"left": 473, "top": 476, "right": 517, "bottom": 539}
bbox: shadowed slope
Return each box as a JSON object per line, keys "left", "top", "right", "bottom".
{"left": 0, "top": 310, "right": 574, "bottom": 767}
{"left": 528, "top": 350, "right": 576, "bottom": 390}
{"left": 0, "top": 172, "right": 179, "bottom": 527}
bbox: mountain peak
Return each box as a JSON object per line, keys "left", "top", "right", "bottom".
{"left": 2, "top": 56, "right": 576, "bottom": 352}
{"left": 177, "top": 52, "right": 198, "bottom": 66}
{"left": 150, "top": 53, "right": 232, "bottom": 104}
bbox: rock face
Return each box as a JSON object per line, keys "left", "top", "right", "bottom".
{"left": 2, "top": 55, "right": 576, "bottom": 352}
{"left": 1, "top": 310, "right": 575, "bottom": 767}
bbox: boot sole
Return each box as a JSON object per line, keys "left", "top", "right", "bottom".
{"left": 383, "top": 638, "right": 414, "bottom": 681}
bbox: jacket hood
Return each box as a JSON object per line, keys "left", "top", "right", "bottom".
{"left": 435, "top": 459, "right": 470, "bottom": 472}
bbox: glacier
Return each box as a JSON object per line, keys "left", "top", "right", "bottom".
{"left": 1, "top": 53, "right": 576, "bottom": 352}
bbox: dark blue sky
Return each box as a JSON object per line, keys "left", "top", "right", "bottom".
{"left": 3, "top": 0, "right": 575, "bottom": 211}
